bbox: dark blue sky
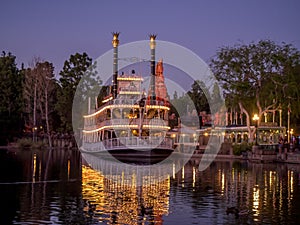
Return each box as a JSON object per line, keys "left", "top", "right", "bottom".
{"left": 1, "top": 0, "right": 300, "bottom": 77}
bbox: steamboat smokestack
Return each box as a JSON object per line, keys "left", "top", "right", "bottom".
{"left": 149, "top": 34, "right": 156, "bottom": 103}
{"left": 112, "top": 32, "right": 119, "bottom": 98}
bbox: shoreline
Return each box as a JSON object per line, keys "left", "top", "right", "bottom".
{"left": 2, "top": 145, "right": 300, "bottom": 164}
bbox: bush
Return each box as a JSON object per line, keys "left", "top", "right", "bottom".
{"left": 33, "top": 140, "right": 47, "bottom": 149}
{"left": 233, "top": 142, "right": 252, "bottom": 155}
{"left": 17, "top": 138, "right": 33, "bottom": 149}
{"left": 17, "top": 138, "right": 47, "bottom": 149}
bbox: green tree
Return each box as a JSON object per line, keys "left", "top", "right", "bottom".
{"left": 56, "top": 52, "right": 99, "bottom": 133}
{"left": 173, "top": 90, "right": 178, "bottom": 100}
{"left": 283, "top": 65, "right": 300, "bottom": 118}
{"left": 169, "top": 81, "right": 211, "bottom": 128}
{"left": 210, "top": 40, "right": 300, "bottom": 141}
{"left": 187, "top": 80, "right": 210, "bottom": 114}
{"left": 0, "top": 52, "right": 23, "bottom": 144}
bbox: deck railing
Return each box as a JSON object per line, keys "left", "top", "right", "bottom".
{"left": 84, "top": 118, "right": 169, "bottom": 130}
{"left": 82, "top": 136, "right": 173, "bottom": 152}
{"left": 99, "top": 99, "right": 169, "bottom": 108}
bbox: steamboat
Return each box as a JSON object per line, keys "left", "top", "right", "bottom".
{"left": 80, "top": 33, "right": 174, "bottom": 160}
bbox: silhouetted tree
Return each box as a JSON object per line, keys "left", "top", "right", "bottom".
{"left": 56, "top": 52, "right": 99, "bottom": 133}
{"left": 0, "top": 52, "right": 23, "bottom": 144}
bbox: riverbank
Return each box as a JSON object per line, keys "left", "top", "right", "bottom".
{"left": 0, "top": 142, "right": 78, "bottom": 151}
{"left": 0, "top": 143, "right": 18, "bottom": 150}
{"left": 3, "top": 144, "right": 300, "bottom": 164}
{"left": 189, "top": 150, "right": 300, "bottom": 164}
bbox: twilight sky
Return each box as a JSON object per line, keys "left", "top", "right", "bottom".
{"left": 1, "top": 0, "right": 300, "bottom": 79}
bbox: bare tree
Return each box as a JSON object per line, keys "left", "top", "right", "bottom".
{"left": 24, "top": 57, "right": 41, "bottom": 142}
{"left": 36, "top": 61, "right": 55, "bottom": 147}
{"left": 24, "top": 58, "right": 56, "bottom": 147}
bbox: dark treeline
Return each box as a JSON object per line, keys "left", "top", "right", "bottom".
{"left": 0, "top": 52, "right": 100, "bottom": 146}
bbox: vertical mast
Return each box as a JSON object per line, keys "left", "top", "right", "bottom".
{"left": 112, "top": 32, "right": 119, "bottom": 99}
{"left": 149, "top": 34, "right": 156, "bottom": 104}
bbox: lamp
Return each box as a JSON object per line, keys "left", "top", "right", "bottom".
{"left": 252, "top": 114, "right": 259, "bottom": 145}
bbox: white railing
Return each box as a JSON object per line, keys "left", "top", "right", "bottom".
{"left": 82, "top": 136, "right": 173, "bottom": 152}
{"left": 84, "top": 118, "right": 169, "bottom": 130}
{"left": 105, "top": 99, "right": 169, "bottom": 107}
{"left": 112, "top": 99, "right": 140, "bottom": 105}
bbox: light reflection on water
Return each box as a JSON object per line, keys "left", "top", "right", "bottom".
{"left": 1, "top": 149, "right": 300, "bottom": 224}
{"left": 81, "top": 165, "right": 170, "bottom": 224}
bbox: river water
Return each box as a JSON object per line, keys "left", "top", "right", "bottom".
{"left": 1, "top": 148, "right": 300, "bottom": 225}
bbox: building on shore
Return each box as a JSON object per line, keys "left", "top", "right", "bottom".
{"left": 169, "top": 107, "right": 287, "bottom": 153}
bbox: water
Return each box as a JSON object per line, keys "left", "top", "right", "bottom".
{"left": 1, "top": 148, "right": 300, "bottom": 225}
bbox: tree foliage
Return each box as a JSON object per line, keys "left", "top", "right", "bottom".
{"left": 56, "top": 52, "right": 99, "bottom": 132}
{"left": 169, "top": 80, "right": 210, "bottom": 128}
{"left": 0, "top": 52, "right": 23, "bottom": 116}
{"left": 0, "top": 52, "right": 23, "bottom": 144}
{"left": 187, "top": 80, "right": 210, "bottom": 114}
{"left": 210, "top": 40, "right": 300, "bottom": 140}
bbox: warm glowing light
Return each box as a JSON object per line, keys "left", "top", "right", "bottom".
{"left": 204, "top": 132, "right": 209, "bottom": 137}
{"left": 67, "top": 160, "right": 70, "bottom": 180}
{"left": 84, "top": 103, "right": 170, "bottom": 119}
{"left": 221, "top": 170, "right": 225, "bottom": 195}
{"left": 112, "top": 32, "right": 120, "bottom": 47}
{"left": 128, "top": 114, "right": 137, "bottom": 119}
{"left": 146, "top": 105, "right": 170, "bottom": 110}
{"left": 83, "top": 124, "right": 138, "bottom": 133}
{"left": 192, "top": 167, "right": 196, "bottom": 188}
{"left": 181, "top": 167, "right": 185, "bottom": 188}
{"left": 172, "top": 163, "right": 175, "bottom": 179}
{"left": 291, "top": 171, "right": 294, "bottom": 194}
{"left": 132, "top": 173, "right": 136, "bottom": 187}
{"left": 117, "top": 77, "right": 143, "bottom": 81}
{"left": 149, "top": 34, "right": 157, "bottom": 49}
{"left": 33, "top": 153, "right": 37, "bottom": 182}
{"left": 84, "top": 104, "right": 140, "bottom": 118}
{"left": 112, "top": 32, "right": 119, "bottom": 40}
{"left": 119, "top": 91, "right": 141, "bottom": 95}
{"left": 288, "top": 170, "right": 294, "bottom": 197}
{"left": 83, "top": 124, "right": 170, "bottom": 134}
{"left": 143, "top": 125, "right": 170, "bottom": 130}
{"left": 121, "top": 171, "right": 124, "bottom": 186}
{"left": 82, "top": 164, "right": 171, "bottom": 224}
{"left": 253, "top": 114, "right": 259, "bottom": 121}
{"left": 150, "top": 35, "right": 156, "bottom": 41}
{"left": 252, "top": 185, "right": 260, "bottom": 219}
{"left": 102, "top": 96, "right": 113, "bottom": 103}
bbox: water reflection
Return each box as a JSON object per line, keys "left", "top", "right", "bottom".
{"left": 81, "top": 157, "right": 300, "bottom": 224}
{"left": 166, "top": 160, "right": 300, "bottom": 224}
{"left": 82, "top": 165, "right": 170, "bottom": 224}
{"left": 0, "top": 149, "right": 83, "bottom": 225}
{"left": 1, "top": 149, "right": 300, "bottom": 224}
{"left": 80, "top": 152, "right": 189, "bottom": 224}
